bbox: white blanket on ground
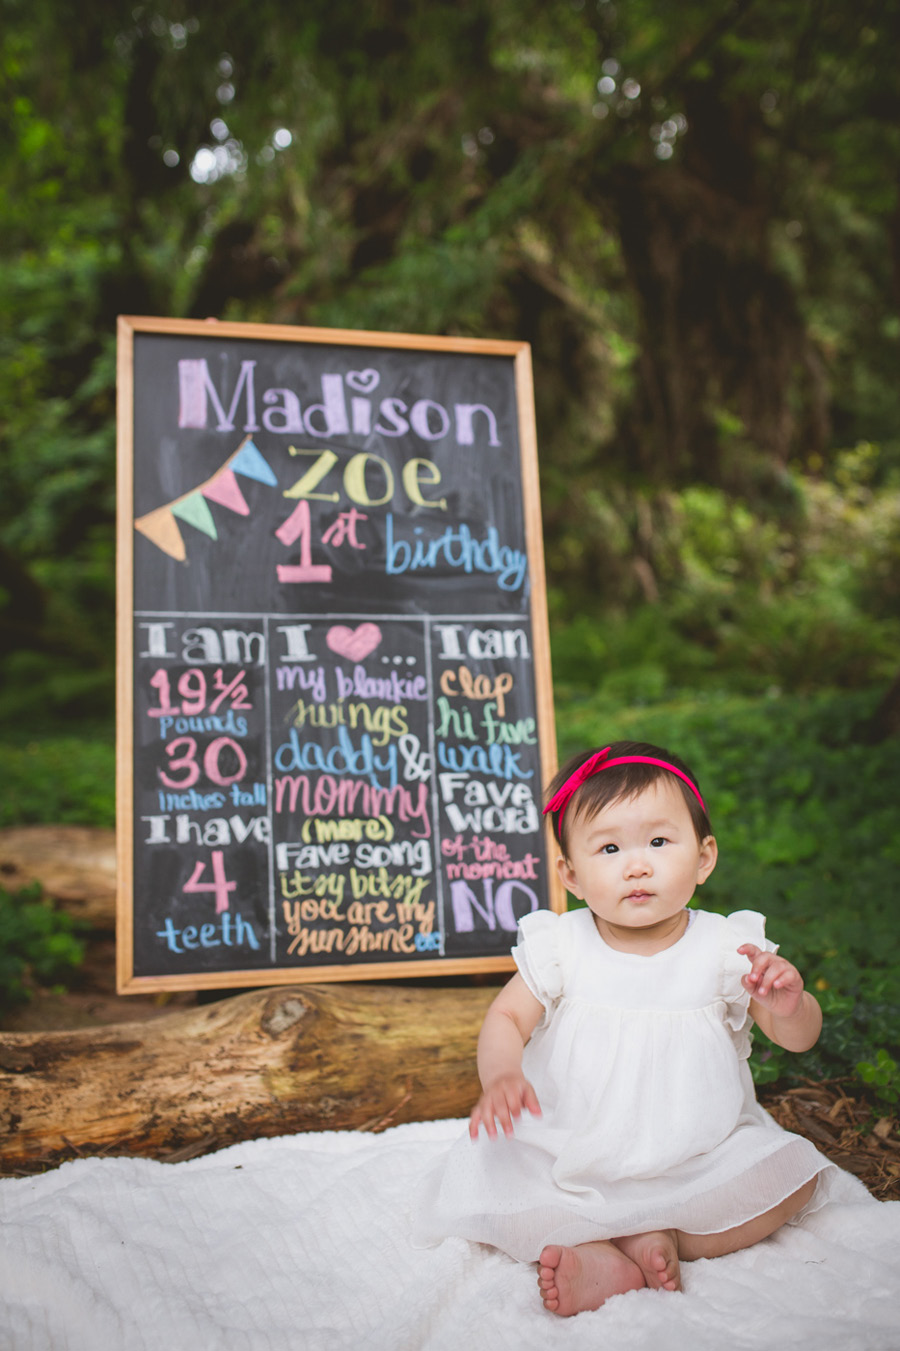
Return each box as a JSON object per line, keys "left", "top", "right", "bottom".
{"left": 1, "top": 1119, "right": 897, "bottom": 1351}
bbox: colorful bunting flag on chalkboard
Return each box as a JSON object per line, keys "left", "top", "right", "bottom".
{"left": 231, "top": 439, "right": 278, "bottom": 486}
{"left": 134, "top": 436, "right": 277, "bottom": 561}
{"left": 134, "top": 505, "right": 189, "bottom": 562}
{"left": 171, "top": 491, "right": 218, "bottom": 539}
{"left": 201, "top": 468, "right": 249, "bottom": 515}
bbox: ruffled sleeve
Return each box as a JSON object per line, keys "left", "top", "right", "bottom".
{"left": 719, "top": 909, "right": 779, "bottom": 1059}
{"left": 512, "top": 909, "right": 565, "bottom": 1012}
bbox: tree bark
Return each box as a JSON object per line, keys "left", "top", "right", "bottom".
{"left": 0, "top": 981, "right": 495, "bottom": 1171}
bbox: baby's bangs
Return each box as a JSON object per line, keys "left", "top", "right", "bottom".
{"left": 548, "top": 741, "right": 712, "bottom": 852}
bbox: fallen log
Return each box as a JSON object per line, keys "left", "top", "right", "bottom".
{"left": 0, "top": 981, "right": 495, "bottom": 1172}
{"left": 0, "top": 826, "right": 116, "bottom": 928}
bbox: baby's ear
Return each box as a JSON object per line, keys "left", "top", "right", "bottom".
{"left": 556, "top": 853, "right": 582, "bottom": 899}
{"left": 696, "top": 834, "right": 718, "bottom": 884}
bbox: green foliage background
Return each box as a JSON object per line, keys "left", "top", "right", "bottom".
{"left": 1, "top": 0, "right": 898, "bottom": 1099}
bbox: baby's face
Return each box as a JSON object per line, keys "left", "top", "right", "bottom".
{"left": 557, "top": 778, "right": 717, "bottom": 943}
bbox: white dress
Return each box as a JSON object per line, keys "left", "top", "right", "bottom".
{"left": 416, "top": 907, "right": 834, "bottom": 1262}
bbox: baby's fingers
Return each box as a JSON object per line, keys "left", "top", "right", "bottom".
{"left": 469, "top": 1079, "right": 540, "bottom": 1140}
{"left": 738, "top": 944, "right": 766, "bottom": 987}
{"left": 468, "top": 1104, "right": 488, "bottom": 1140}
{"left": 738, "top": 945, "right": 797, "bottom": 999}
{"left": 738, "top": 945, "right": 776, "bottom": 993}
{"left": 469, "top": 1103, "right": 504, "bottom": 1141}
{"left": 522, "top": 1082, "right": 542, "bottom": 1120}
{"left": 488, "top": 1097, "right": 517, "bottom": 1139}
{"left": 469, "top": 1093, "right": 511, "bottom": 1141}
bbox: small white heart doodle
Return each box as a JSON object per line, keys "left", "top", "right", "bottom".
{"left": 345, "top": 369, "right": 380, "bottom": 394}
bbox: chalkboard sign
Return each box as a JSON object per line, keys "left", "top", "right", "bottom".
{"left": 116, "top": 316, "right": 563, "bottom": 992}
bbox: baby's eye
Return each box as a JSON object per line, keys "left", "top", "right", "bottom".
{"left": 650, "top": 837, "right": 667, "bottom": 848}
{"left": 600, "top": 843, "right": 619, "bottom": 855}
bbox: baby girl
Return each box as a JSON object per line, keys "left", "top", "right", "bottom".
{"left": 418, "top": 741, "right": 833, "bottom": 1315}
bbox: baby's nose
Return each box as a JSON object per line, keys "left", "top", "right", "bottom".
{"left": 624, "top": 850, "right": 652, "bottom": 876}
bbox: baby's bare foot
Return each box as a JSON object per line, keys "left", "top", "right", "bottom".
{"left": 537, "top": 1241, "right": 645, "bottom": 1316}
{"left": 612, "top": 1230, "right": 681, "bottom": 1292}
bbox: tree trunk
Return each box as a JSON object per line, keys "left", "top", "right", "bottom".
{"left": 598, "top": 77, "right": 830, "bottom": 491}
{"left": 0, "top": 981, "right": 495, "bottom": 1172}
{"left": 867, "top": 668, "right": 900, "bottom": 741}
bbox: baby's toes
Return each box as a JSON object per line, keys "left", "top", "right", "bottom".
{"left": 659, "top": 1253, "right": 681, "bottom": 1292}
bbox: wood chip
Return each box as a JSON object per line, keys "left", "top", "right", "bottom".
{"left": 758, "top": 1080, "right": 900, "bottom": 1202}
{"left": 792, "top": 1110, "right": 838, "bottom": 1147}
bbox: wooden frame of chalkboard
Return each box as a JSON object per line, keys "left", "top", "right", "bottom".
{"left": 117, "top": 315, "right": 564, "bottom": 993}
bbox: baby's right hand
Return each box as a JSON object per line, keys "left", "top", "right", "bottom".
{"left": 469, "top": 1073, "right": 542, "bottom": 1141}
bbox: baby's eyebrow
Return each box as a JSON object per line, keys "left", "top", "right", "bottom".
{"left": 584, "top": 817, "right": 679, "bottom": 839}
{"left": 580, "top": 830, "right": 616, "bottom": 848}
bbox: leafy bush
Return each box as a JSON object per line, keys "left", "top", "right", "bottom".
{"left": 0, "top": 884, "right": 86, "bottom": 1010}
{"left": 550, "top": 460, "right": 900, "bottom": 701}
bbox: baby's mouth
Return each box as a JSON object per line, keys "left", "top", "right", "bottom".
{"left": 625, "top": 890, "right": 653, "bottom": 903}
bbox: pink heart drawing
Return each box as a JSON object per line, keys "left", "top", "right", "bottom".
{"left": 346, "top": 369, "right": 380, "bottom": 394}
{"left": 326, "top": 622, "right": 383, "bottom": 662}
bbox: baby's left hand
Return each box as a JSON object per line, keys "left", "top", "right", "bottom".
{"left": 737, "top": 944, "right": 805, "bottom": 1019}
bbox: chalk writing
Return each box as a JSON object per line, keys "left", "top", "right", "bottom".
{"left": 385, "top": 516, "right": 528, "bottom": 592}
{"left": 283, "top": 448, "right": 448, "bottom": 510}
{"left": 439, "top": 667, "right": 514, "bottom": 715}
{"left": 123, "top": 322, "right": 555, "bottom": 986}
{"left": 183, "top": 850, "right": 235, "bottom": 914}
{"left": 178, "top": 362, "right": 502, "bottom": 449}
{"left": 156, "top": 913, "right": 260, "bottom": 952}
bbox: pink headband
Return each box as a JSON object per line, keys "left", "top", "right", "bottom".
{"left": 543, "top": 747, "right": 707, "bottom": 822}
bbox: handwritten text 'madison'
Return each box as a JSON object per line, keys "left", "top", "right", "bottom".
{"left": 178, "top": 361, "right": 502, "bottom": 448}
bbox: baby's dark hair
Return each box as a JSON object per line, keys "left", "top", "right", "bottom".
{"left": 545, "top": 740, "right": 712, "bottom": 855}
